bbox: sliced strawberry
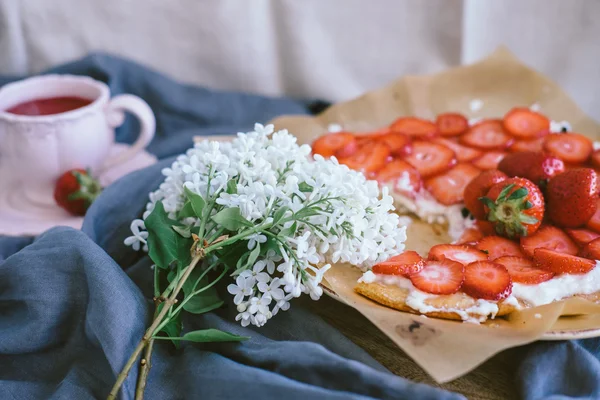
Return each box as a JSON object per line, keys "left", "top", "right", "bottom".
{"left": 565, "top": 228, "right": 600, "bottom": 246}
{"left": 338, "top": 142, "right": 390, "bottom": 174}
{"left": 579, "top": 238, "right": 600, "bottom": 260}
{"left": 372, "top": 251, "right": 425, "bottom": 276}
{"left": 472, "top": 151, "right": 507, "bottom": 170}
{"left": 475, "top": 236, "right": 524, "bottom": 260}
{"left": 376, "top": 159, "right": 423, "bottom": 196}
{"left": 460, "top": 120, "right": 514, "bottom": 150}
{"left": 503, "top": 108, "right": 550, "bottom": 139}
{"left": 379, "top": 132, "right": 413, "bottom": 157}
{"left": 336, "top": 140, "right": 359, "bottom": 158}
{"left": 433, "top": 137, "right": 483, "bottom": 162}
{"left": 476, "top": 220, "right": 496, "bottom": 236}
{"left": 312, "top": 132, "right": 357, "bottom": 158}
{"left": 428, "top": 244, "right": 488, "bottom": 265}
{"left": 546, "top": 168, "right": 599, "bottom": 228}
{"left": 436, "top": 113, "right": 469, "bottom": 137}
{"left": 587, "top": 199, "right": 600, "bottom": 233}
{"left": 510, "top": 138, "right": 545, "bottom": 153}
{"left": 498, "top": 151, "right": 564, "bottom": 186}
{"left": 425, "top": 163, "right": 480, "bottom": 205}
{"left": 454, "top": 228, "right": 484, "bottom": 245}
{"left": 464, "top": 170, "right": 508, "bottom": 220}
{"left": 409, "top": 259, "right": 465, "bottom": 295}
{"left": 404, "top": 141, "right": 457, "bottom": 178}
{"left": 543, "top": 133, "right": 593, "bottom": 164}
{"left": 390, "top": 117, "right": 438, "bottom": 138}
{"left": 591, "top": 150, "right": 600, "bottom": 170}
{"left": 520, "top": 226, "right": 579, "bottom": 258}
{"left": 462, "top": 261, "right": 512, "bottom": 301}
{"left": 495, "top": 256, "right": 554, "bottom": 284}
{"left": 534, "top": 248, "right": 596, "bottom": 274}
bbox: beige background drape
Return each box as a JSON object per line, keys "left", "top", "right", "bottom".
{"left": 1, "top": 0, "right": 599, "bottom": 120}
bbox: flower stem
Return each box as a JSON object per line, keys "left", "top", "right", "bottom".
{"left": 106, "top": 252, "right": 204, "bottom": 400}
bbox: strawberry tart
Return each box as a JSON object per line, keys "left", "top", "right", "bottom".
{"left": 312, "top": 108, "right": 600, "bottom": 323}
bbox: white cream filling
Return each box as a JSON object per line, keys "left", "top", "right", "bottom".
{"left": 512, "top": 261, "right": 600, "bottom": 306}
{"left": 360, "top": 261, "right": 600, "bottom": 322}
{"left": 386, "top": 185, "right": 474, "bottom": 242}
{"left": 359, "top": 271, "right": 517, "bottom": 324}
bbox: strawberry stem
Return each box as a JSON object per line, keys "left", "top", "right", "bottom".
{"left": 479, "top": 184, "right": 539, "bottom": 238}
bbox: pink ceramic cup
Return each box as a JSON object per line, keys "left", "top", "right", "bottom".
{"left": 0, "top": 74, "right": 155, "bottom": 207}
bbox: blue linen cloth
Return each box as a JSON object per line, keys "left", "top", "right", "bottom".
{"left": 0, "top": 54, "right": 597, "bottom": 400}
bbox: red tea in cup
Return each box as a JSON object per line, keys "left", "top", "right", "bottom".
{"left": 5, "top": 96, "right": 93, "bottom": 116}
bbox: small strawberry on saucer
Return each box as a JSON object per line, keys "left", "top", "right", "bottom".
{"left": 53, "top": 169, "right": 103, "bottom": 216}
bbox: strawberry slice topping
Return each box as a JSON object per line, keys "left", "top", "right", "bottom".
{"left": 379, "top": 132, "right": 413, "bottom": 157}
{"left": 520, "top": 226, "right": 579, "bottom": 258}
{"left": 565, "top": 228, "right": 600, "bottom": 246}
{"left": 462, "top": 261, "right": 512, "bottom": 301}
{"left": 428, "top": 244, "right": 488, "bottom": 265}
{"left": 404, "top": 141, "right": 457, "bottom": 178}
{"left": 579, "top": 238, "right": 600, "bottom": 261}
{"left": 376, "top": 159, "right": 423, "bottom": 195}
{"left": 390, "top": 117, "right": 438, "bottom": 138}
{"left": 312, "top": 132, "right": 357, "bottom": 158}
{"left": 454, "top": 228, "right": 484, "bottom": 245}
{"left": 372, "top": 251, "right": 425, "bottom": 276}
{"left": 460, "top": 120, "right": 514, "bottom": 150}
{"left": 475, "top": 236, "right": 524, "bottom": 260}
{"left": 534, "top": 248, "right": 596, "bottom": 274}
{"left": 591, "top": 150, "right": 600, "bottom": 170}
{"left": 425, "top": 163, "right": 480, "bottom": 205}
{"left": 463, "top": 170, "right": 508, "bottom": 220}
{"left": 503, "top": 108, "right": 550, "bottom": 139}
{"left": 409, "top": 259, "right": 465, "bottom": 295}
{"left": 472, "top": 151, "right": 507, "bottom": 170}
{"left": 436, "top": 113, "right": 469, "bottom": 136}
{"left": 433, "top": 137, "right": 483, "bottom": 162}
{"left": 587, "top": 199, "right": 600, "bottom": 233}
{"left": 338, "top": 142, "right": 390, "bottom": 174}
{"left": 543, "top": 133, "right": 593, "bottom": 163}
{"left": 495, "top": 256, "right": 554, "bottom": 284}
{"left": 510, "top": 138, "right": 545, "bottom": 153}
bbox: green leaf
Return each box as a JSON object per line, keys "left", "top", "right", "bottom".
{"left": 216, "top": 241, "right": 249, "bottom": 270}
{"left": 181, "top": 329, "right": 249, "bottom": 343}
{"left": 520, "top": 215, "right": 540, "bottom": 225}
{"left": 172, "top": 225, "right": 192, "bottom": 238}
{"left": 184, "top": 187, "right": 206, "bottom": 218}
{"left": 523, "top": 200, "right": 533, "bottom": 210}
{"left": 145, "top": 202, "right": 192, "bottom": 269}
{"left": 508, "top": 187, "right": 528, "bottom": 201}
{"left": 211, "top": 207, "right": 252, "bottom": 231}
{"left": 497, "top": 183, "right": 515, "bottom": 203}
{"left": 226, "top": 180, "right": 237, "bottom": 194}
{"left": 178, "top": 200, "right": 195, "bottom": 219}
{"left": 157, "top": 305, "right": 183, "bottom": 348}
{"left": 184, "top": 297, "right": 224, "bottom": 314}
{"left": 272, "top": 206, "right": 290, "bottom": 226}
{"left": 262, "top": 236, "right": 281, "bottom": 257}
{"left": 247, "top": 243, "right": 261, "bottom": 267}
{"left": 279, "top": 221, "right": 297, "bottom": 238}
{"left": 298, "top": 182, "right": 314, "bottom": 192}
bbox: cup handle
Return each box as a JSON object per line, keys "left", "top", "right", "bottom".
{"left": 102, "top": 94, "right": 156, "bottom": 170}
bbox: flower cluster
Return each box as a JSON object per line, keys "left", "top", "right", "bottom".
{"left": 126, "top": 124, "right": 408, "bottom": 327}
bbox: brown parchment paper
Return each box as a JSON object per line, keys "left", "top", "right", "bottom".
{"left": 268, "top": 47, "right": 600, "bottom": 382}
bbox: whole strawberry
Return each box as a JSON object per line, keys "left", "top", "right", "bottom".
{"left": 545, "top": 168, "right": 598, "bottom": 228}
{"left": 498, "top": 151, "right": 564, "bottom": 187}
{"left": 480, "top": 177, "right": 544, "bottom": 238}
{"left": 54, "top": 169, "right": 102, "bottom": 216}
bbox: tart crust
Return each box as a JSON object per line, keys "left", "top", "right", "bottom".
{"left": 355, "top": 281, "right": 518, "bottom": 321}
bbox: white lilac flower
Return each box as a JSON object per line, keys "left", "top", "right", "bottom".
{"left": 126, "top": 123, "right": 408, "bottom": 327}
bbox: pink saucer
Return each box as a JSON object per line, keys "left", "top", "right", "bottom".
{"left": 0, "top": 143, "right": 157, "bottom": 236}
